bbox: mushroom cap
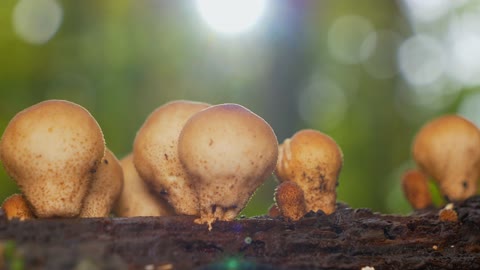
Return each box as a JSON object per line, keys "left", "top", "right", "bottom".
{"left": 1, "top": 194, "right": 34, "bottom": 220}
{"left": 178, "top": 103, "right": 278, "bottom": 225}
{"left": 114, "top": 154, "right": 174, "bottom": 217}
{"left": 133, "top": 100, "right": 209, "bottom": 215}
{"left": 0, "top": 100, "right": 105, "bottom": 217}
{"left": 79, "top": 149, "right": 124, "bottom": 217}
{"left": 275, "top": 129, "right": 343, "bottom": 214}
{"left": 274, "top": 181, "right": 307, "bottom": 221}
{"left": 412, "top": 115, "right": 480, "bottom": 201}
{"left": 401, "top": 169, "right": 432, "bottom": 210}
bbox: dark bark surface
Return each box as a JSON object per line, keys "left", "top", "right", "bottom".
{"left": 1, "top": 196, "right": 480, "bottom": 270}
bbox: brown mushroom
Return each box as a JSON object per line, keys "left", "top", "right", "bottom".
{"left": 1, "top": 194, "right": 34, "bottom": 220}
{"left": 178, "top": 103, "right": 278, "bottom": 229}
{"left": 0, "top": 100, "right": 105, "bottom": 217}
{"left": 133, "top": 100, "right": 210, "bottom": 216}
{"left": 114, "top": 154, "right": 174, "bottom": 217}
{"left": 413, "top": 115, "right": 480, "bottom": 202}
{"left": 275, "top": 129, "right": 343, "bottom": 214}
{"left": 274, "top": 181, "right": 307, "bottom": 221}
{"left": 79, "top": 149, "right": 124, "bottom": 217}
{"left": 401, "top": 169, "right": 432, "bottom": 210}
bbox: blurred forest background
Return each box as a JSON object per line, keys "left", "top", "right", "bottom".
{"left": 1, "top": 0, "right": 480, "bottom": 216}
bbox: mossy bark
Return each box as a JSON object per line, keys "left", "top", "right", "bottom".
{"left": 1, "top": 196, "right": 480, "bottom": 269}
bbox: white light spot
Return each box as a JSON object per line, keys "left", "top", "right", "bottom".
{"left": 402, "top": 0, "right": 451, "bottom": 23}
{"left": 298, "top": 76, "right": 347, "bottom": 130}
{"left": 398, "top": 35, "right": 446, "bottom": 86}
{"left": 13, "top": 0, "right": 63, "bottom": 45}
{"left": 327, "top": 15, "right": 374, "bottom": 64}
{"left": 458, "top": 92, "right": 480, "bottom": 128}
{"left": 195, "top": 0, "right": 268, "bottom": 34}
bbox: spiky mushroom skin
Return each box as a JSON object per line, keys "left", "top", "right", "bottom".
{"left": 275, "top": 181, "right": 307, "bottom": 221}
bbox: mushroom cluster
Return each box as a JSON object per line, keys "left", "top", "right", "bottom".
{"left": 0, "top": 100, "right": 124, "bottom": 219}
{"left": 402, "top": 115, "right": 480, "bottom": 209}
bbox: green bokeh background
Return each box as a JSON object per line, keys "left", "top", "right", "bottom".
{"left": 0, "top": 0, "right": 478, "bottom": 216}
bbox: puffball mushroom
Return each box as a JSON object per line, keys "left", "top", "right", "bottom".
{"left": 0, "top": 100, "right": 105, "bottom": 218}
{"left": 413, "top": 115, "right": 480, "bottom": 202}
{"left": 1, "top": 194, "right": 34, "bottom": 220}
{"left": 114, "top": 154, "right": 174, "bottom": 217}
{"left": 79, "top": 149, "right": 123, "bottom": 217}
{"left": 274, "top": 181, "right": 307, "bottom": 221}
{"left": 178, "top": 103, "right": 278, "bottom": 229}
{"left": 275, "top": 129, "right": 343, "bottom": 215}
{"left": 401, "top": 169, "right": 432, "bottom": 210}
{"left": 133, "top": 100, "right": 210, "bottom": 216}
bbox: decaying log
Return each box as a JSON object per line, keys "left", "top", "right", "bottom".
{"left": 1, "top": 196, "right": 480, "bottom": 269}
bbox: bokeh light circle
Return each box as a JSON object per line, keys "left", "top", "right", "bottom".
{"left": 13, "top": 0, "right": 63, "bottom": 45}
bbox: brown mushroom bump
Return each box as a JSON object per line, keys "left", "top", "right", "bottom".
{"left": 114, "top": 154, "right": 174, "bottom": 217}
{"left": 133, "top": 100, "right": 210, "bottom": 216}
{"left": 178, "top": 103, "right": 278, "bottom": 229}
{"left": 267, "top": 203, "right": 281, "bottom": 218}
{"left": 0, "top": 100, "right": 105, "bottom": 218}
{"left": 275, "top": 129, "right": 343, "bottom": 215}
{"left": 401, "top": 169, "right": 432, "bottom": 210}
{"left": 413, "top": 115, "right": 480, "bottom": 201}
{"left": 79, "top": 149, "right": 124, "bottom": 217}
{"left": 275, "top": 181, "right": 307, "bottom": 221}
{"left": 1, "top": 194, "right": 34, "bottom": 220}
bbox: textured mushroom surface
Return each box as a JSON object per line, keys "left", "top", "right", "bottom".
{"left": 178, "top": 103, "right": 278, "bottom": 228}
{"left": 134, "top": 100, "right": 210, "bottom": 215}
{"left": 276, "top": 129, "right": 343, "bottom": 214}
{"left": 80, "top": 149, "right": 124, "bottom": 217}
{"left": 274, "top": 181, "right": 306, "bottom": 221}
{"left": 114, "top": 154, "right": 174, "bottom": 217}
{"left": 413, "top": 115, "right": 480, "bottom": 201}
{"left": 1, "top": 194, "right": 34, "bottom": 220}
{"left": 0, "top": 100, "right": 105, "bottom": 217}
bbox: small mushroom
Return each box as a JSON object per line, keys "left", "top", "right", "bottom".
{"left": 79, "top": 149, "right": 124, "bottom": 217}
{"left": 274, "top": 181, "right": 307, "bottom": 221}
{"left": 0, "top": 100, "right": 105, "bottom": 217}
{"left": 412, "top": 115, "right": 480, "bottom": 202}
{"left": 267, "top": 203, "right": 281, "bottom": 218}
{"left": 133, "top": 100, "right": 210, "bottom": 215}
{"left": 275, "top": 129, "right": 343, "bottom": 214}
{"left": 401, "top": 169, "right": 432, "bottom": 210}
{"left": 114, "top": 154, "right": 174, "bottom": 217}
{"left": 178, "top": 103, "right": 278, "bottom": 229}
{"left": 439, "top": 203, "right": 458, "bottom": 222}
{"left": 1, "top": 194, "right": 34, "bottom": 220}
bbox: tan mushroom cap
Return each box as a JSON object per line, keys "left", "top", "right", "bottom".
{"left": 413, "top": 115, "right": 480, "bottom": 201}
{"left": 401, "top": 169, "right": 432, "bottom": 210}
{"left": 275, "top": 129, "right": 343, "bottom": 215}
{"left": 133, "top": 100, "right": 210, "bottom": 215}
{"left": 178, "top": 103, "right": 278, "bottom": 229}
{"left": 274, "top": 181, "right": 307, "bottom": 221}
{"left": 1, "top": 194, "right": 34, "bottom": 220}
{"left": 0, "top": 100, "right": 105, "bottom": 218}
{"left": 79, "top": 149, "right": 124, "bottom": 217}
{"left": 114, "top": 154, "right": 174, "bottom": 217}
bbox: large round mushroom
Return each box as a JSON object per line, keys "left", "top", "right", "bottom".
{"left": 0, "top": 100, "right": 105, "bottom": 218}
{"left": 178, "top": 103, "right": 278, "bottom": 229}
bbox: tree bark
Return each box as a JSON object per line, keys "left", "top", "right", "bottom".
{"left": 1, "top": 196, "right": 480, "bottom": 270}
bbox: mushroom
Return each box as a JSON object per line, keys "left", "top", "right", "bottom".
{"left": 0, "top": 100, "right": 105, "bottom": 218}
{"left": 178, "top": 103, "right": 278, "bottom": 229}
{"left": 412, "top": 115, "right": 480, "bottom": 202}
{"left": 267, "top": 203, "right": 281, "bottom": 218}
{"left": 1, "top": 194, "right": 34, "bottom": 220}
{"left": 79, "top": 149, "right": 124, "bottom": 217}
{"left": 438, "top": 203, "right": 458, "bottom": 222}
{"left": 274, "top": 181, "right": 307, "bottom": 221}
{"left": 401, "top": 169, "right": 432, "bottom": 210}
{"left": 114, "top": 154, "right": 174, "bottom": 217}
{"left": 133, "top": 100, "right": 210, "bottom": 216}
{"left": 275, "top": 129, "right": 343, "bottom": 214}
